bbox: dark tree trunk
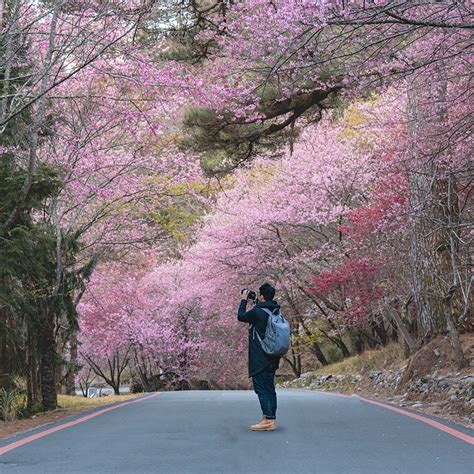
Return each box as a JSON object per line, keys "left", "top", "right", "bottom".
{"left": 309, "top": 341, "right": 328, "bottom": 366}
{"left": 334, "top": 335, "right": 350, "bottom": 358}
{"left": 131, "top": 348, "right": 155, "bottom": 391}
{"left": 325, "top": 320, "right": 351, "bottom": 357}
{"left": 26, "top": 326, "right": 41, "bottom": 411}
{"left": 353, "top": 331, "right": 365, "bottom": 354}
{"left": 82, "top": 349, "right": 130, "bottom": 396}
{"left": 283, "top": 349, "right": 302, "bottom": 379}
{"left": 0, "top": 309, "right": 12, "bottom": 390}
{"left": 443, "top": 286, "right": 468, "bottom": 369}
{"left": 298, "top": 319, "right": 328, "bottom": 366}
{"left": 370, "top": 316, "right": 388, "bottom": 346}
{"left": 283, "top": 320, "right": 302, "bottom": 378}
{"left": 359, "top": 329, "right": 380, "bottom": 350}
{"left": 38, "top": 305, "right": 57, "bottom": 411}
{"left": 387, "top": 308, "right": 417, "bottom": 355}
{"left": 65, "top": 331, "right": 78, "bottom": 395}
{"left": 109, "top": 354, "right": 122, "bottom": 395}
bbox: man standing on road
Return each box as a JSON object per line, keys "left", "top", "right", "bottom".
{"left": 238, "top": 283, "right": 281, "bottom": 431}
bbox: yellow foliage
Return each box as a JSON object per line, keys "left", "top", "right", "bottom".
{"left": 146, "top": 204, "right": 200, "bottom": 241}
{"left": 57, "top": 393, "right": 143, "bottom": 410}
{"left": 339, "top": 96, "right": 381, "bottom": 149}
{"left": 244, "top": 161, "right": 278, "bottom": 192}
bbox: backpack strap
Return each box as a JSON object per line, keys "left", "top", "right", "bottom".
{"left": 253, "top": 308, "right": 281, "bottom": 339}
{"left": 252, "top": 308, "right": 271, "bottom": 340}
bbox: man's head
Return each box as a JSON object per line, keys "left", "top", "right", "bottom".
{"left": 258, "top": 283, "right": 275, "bottom": 302}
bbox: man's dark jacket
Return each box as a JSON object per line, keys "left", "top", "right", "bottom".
{"left": 238, "top": 299, "right": 281, "bottom": 377}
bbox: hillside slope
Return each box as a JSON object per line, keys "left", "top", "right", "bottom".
{"left": 280, "top": 334, "right": 474, "bottom": 428}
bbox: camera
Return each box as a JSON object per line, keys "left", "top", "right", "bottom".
{"left": 242, "top": 288, "right": 257, "bottom": 301}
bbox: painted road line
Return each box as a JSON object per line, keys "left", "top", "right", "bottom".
{"left": 0, "top": 392, "right": 161, "bottom": 456}
{"left": 283, "top": 387, "right": 353, "bottom": 398}
{"left": 283, "top": 388, "right": 473, "bottom": 445}
{"left": 358, "top": 395, "right": 474, "bottom": 446}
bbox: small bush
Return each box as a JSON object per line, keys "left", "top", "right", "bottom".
{"left": 326, "top": 346, "right": 343, "bottom": 364}
{"left": 0, "top": 388, "right": 26, "bottom": 421}
{"left": 130, "top": 381, "right": 144, "bottom": 393}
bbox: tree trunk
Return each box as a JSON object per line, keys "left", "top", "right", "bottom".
{"left": 370, "top": 316, "right": 388, "bottom": 346}
{"left": 65, "top": 331, "right": 78, "bottom": 395}
{"left": 0, "top": 309, "right": 12, "bottom": 390}
{"left": 387, "top": 308, "right": 417, "bottom": 355}
{"left": 443, "top": 286, "right": 468, "bottom": 369}
{"left": 0, "top": 0, "right": 21, "bottom": 126}
{"left": 324, "top": 320, "right": 351, "bottom": 357}
{"left": 309, "top": 341, "right": 328, "bottom": 366}
{"left": 5, "top": 4, "right": 60, "bottom": 229}
{"left": 353, "top": 330, "right": 365, "bottom": 354}
{"left": 283, "top": 350, "right": 302, "bottom": 379}
{"left": 298, "top": 319, "right": 328, "bottom": 366}
{"left": 408, "top": 65, "right": 444, "bottom": 340}
{"left": 38, "top": 305, "right": 58, "bottom": 411}
{"left": 284, "top": 321, "right": 302, "bottom": 378}
{"left": 82, "top": 349, "right": 129, "bottom": 396}
{"left": 406, "top": 59, "right": 464, "bottom": 353}
{"left": 334, "top": 335, "right": 350, "bottom": 358}
{"left": 26, "top": 325, "right": 41, "bottom": 411}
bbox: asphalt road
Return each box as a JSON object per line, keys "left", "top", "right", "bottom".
{"left": 0, "top": 389, "right": 472, "bottom": 473}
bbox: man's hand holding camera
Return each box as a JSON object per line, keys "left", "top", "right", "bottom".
{"left": 241, "top": 288, "right": 256, "bottom": 302}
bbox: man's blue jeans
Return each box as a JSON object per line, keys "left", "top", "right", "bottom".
{"left": 251, "top": 361, "right": 278, "bottom": 420}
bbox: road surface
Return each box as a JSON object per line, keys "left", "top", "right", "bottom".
{"left": 0, "top": 389, "right": 472, "bottom": 473}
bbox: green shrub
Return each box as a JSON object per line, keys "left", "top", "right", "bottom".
{"left": 0, "top": 388, "right": 26, "bottom": 421}
{"left": 130, "top": 381, "right": 144, "bottom": 393}
{"left": 326, "top": 346, "right": 343, "bottom": 364}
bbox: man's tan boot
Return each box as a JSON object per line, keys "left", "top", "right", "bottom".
{"left": 250, "top": 419, "right": 276, "bottom": 431}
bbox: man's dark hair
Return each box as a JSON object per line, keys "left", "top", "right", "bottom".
{"left": 259, "top": 283, "right": 275, "bottom": 301}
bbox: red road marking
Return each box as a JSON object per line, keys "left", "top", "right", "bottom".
{"left": 284, "top": 388, "right": 473, "bottom": 445}
{"left": 285, "top": 387, "right": 353, "bottom": 398}
{"left": 1, "top": 390, "right": 472, "bottom": 456}
{"left": 357, "top": 395, "right": 474, "bottom": 446}
{"left": 0, "top": 392, "right": 161, "bottom": 456}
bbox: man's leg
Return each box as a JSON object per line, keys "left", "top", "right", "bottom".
{"left": 252, "top": 371, "right": 272, "bottom": 419}
{"left": 250, "top": 366, "right": 277, "bottom": 430}
{"left": 263, "top": 364, "right": 277, "bottom": 420}
{"left": 270, "top": 368, "right": 277, "bottom": 420}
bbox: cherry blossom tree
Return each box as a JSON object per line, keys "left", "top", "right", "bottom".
{"left": 2, "top": 1, "right": 472, "bottom": 406}
{"left": 151, "top": 0, "right": 472, "bottom": 367}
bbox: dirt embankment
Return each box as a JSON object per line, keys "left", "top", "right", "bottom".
{"left": 280, "top": 334, "right": 474, "bottom": 428}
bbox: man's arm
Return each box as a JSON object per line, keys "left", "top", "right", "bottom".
{"left": 237, "top": 299, "right": 257, "bottom": 323}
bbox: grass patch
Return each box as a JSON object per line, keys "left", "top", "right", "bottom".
{"left": 314, "top": 343, "right": 406, "bottom": 376}
{"left": 0, "top": 392, "right": 146, "bottom": 441}
{"left": 57, "top": 393, "right": 143, "bottom": 410}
